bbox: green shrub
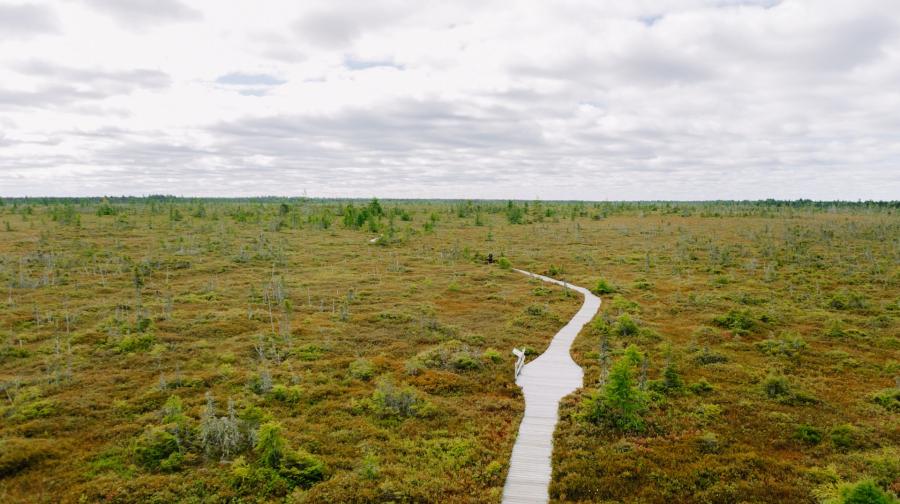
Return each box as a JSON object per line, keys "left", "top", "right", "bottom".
{"left": 371, "top": 378, "right": 429, "bottom": 419}
{"left": 697, "top": 432, "right": 720, "bottom": 454}
{"left": 13, "top": 399, "right": 57, "bottom": 420}
{"left": 161, "top": 394, "right": 189, "bottom": 430}
{"left": 269, "top": 384, "right": 302, "bottom": 404}
{"left": 794, "top": 424, "right": 823, "bottom": 445}
{"left": 525, "top": 303, "right": 548, "bottom": 317}
{"left": 829, "top": 479, "right": 896, "bottom": 504}
{"left": 279, "top": 448, "right": 327, "bottom": 488}
{"left": 661, "top": 362, "right": 684, "bottom": 392}
{"left": 358, "top": 452, "right": 380, "bottom": 480}
{"left": 695, "top": 348, "right": 728, "bottom": 365}
{"left": 295, "top": 344, "right": 324, "bottom": 361}
{"left": 497, "top": 257, "right": 511, "bottom": 270}
{"left": 85, "top": 448, "right": 133, "bottom": 478}
{"left": 483, "top": 348, "right": 503, "bottom": 363}
{"left": 256, "top": 422, "right": 287, "bottom": 468}
{"left": 133, "top": 427, "right": 180, "bottom": 471}
{"left": 0, "top": 345, "right": 30, "bottom": 362}
{"left": 830, "top": 424, "right": 861, "bottom": 451}
{"left": 532, "top": 286, "right": 552, "bottom": 296}
{"left": 349, "top": 358, "right": 375, "bottom": 381}
{"left": 453, "top": 354, "right": 480, "bottom": 370}
{"left": 230, "top": 456, "right": 290, "bottom": 497}
{"left": 408, "top": 340, "right": 482, "bottom": 372}
{"left": 763, "top": 374, "right": 792, "bottom": 400}
{"left": 591, "top": 317, "right": 611, "bottom": 335}
{"left": 614, "top": 314, "right": 639, "bottom": 337}
{"left": 690, "top": 379, "right": 714, "bottom": 395}
{"left": 694, "top": 403, "right": 722, "bottom": 425}
{"left": 546, "top": 264, "right": 565, "bottom": 277}
{"left": 827, "top": 291, "right": 869, "bottom": 311}
{"left": 713, "top": 309, "right": 757, "bottom": 334}
{"left": 233, "top": 421, "right": 326, "bottom": 494}
{"left": 611, "top": 295, "right": 640, "bottom": 314}
{"left": 117, "top": 333, "right": 155, "bottom": 353}
{"left": 824, "top": 319, "right": 847, "bottom": 339}
{"left": 755, "top": 333, "right": 808, "bottom": 359}
{"left": 871, "top": 387, "right": 899, "bottom": 412}
{"left": 632, "top": 279, "right": 653, "bottom": 290}
{"left": 594, "top": 278, "right": 617, "bottom": 295}
{"left": 96, "top": 203, "right": 117, "bottom": 216}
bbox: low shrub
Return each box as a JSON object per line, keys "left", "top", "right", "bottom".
{"left": 594, "top": 278, "right": 617, "bottom": 295}
{"left": 695, "top": 347, "right": 729, "bottom": 365}
{"left": 227, "top": 421, "right": 328, "bottom": 495}
{"left": 794, "top": 424, "right": 823, "bottom": 445}
{"left": 269, "top": 384, "right": 302, "bottom": 404}
{"left": 871, "top": 387, "right": 899, "bottom": 412}
{"left": 133, "top": 427, "right": 181, "bottom": 472}
{"left": 280, "top": 448, "right": 327, "bottom": 488}
{"left": 632, "top": 279, "right": 653, "bottom": 290}
{"left": 546, "top": 264, "right": 565, "bottom": 277}
{"left": 827, "top": 479, "right": 896, "bottom": 504}
{"left": 371, "top": 378, "right": 429, "bottom": 419}
{"left": 614, "top": 314, "right": 639, "bottom": 337}
{"left": 661, "top": 362, "right": 684, "bottom": 392}
{"left": 697, "top": 432, "right": 720, "bottom": 454}
{"left": 408, "top": 340, "right": 482, "bottom": 373}
{"left": 117, "top": 333, "right": 155, "bottom": 353}
{"left": 763, "top": 374, "right": 792, "bottom": 400}
{"left": 827, "top": 291, "right": 869, "bottom": 311}
{"left": 755, "top": 333, "right": 808, "bottom": 360}
{"left": 482, "top": 348, "right": 503, "bottom": 363}
{"left": 12, "top": 398, "right": 57, "bottom": 421}
{"left": 694, "top": 403, "right": 723, "bottom": 425}
{"left": 690, "top": 379, "right": 715, "bottom": 395}
{"left": 713, "top": 309, "right": 757, "bottom": 334}
{"left": 762, "top": 375, "right": 818, "bottom": 405}
{"left": 348, "top": 358, "right": 375, "bottom": 381}
{"left": 830, "top": 424, "right": 861, "bottom": 451}
{"left": 295, "top": 344, "right": 325, "bottom": 361}
{"left": 610, "top": 295, "right": 640, "bottom": 314}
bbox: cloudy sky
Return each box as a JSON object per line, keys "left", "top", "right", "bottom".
{"left": 0, "top": 0, "right": 898, "bottom": 200}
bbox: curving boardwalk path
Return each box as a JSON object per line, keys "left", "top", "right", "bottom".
{"left": 502, "top": 269, "right": 602, "bottom": 504}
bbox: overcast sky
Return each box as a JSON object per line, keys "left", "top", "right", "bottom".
{"left": 0, "top": 0, "right": 898, "bottom": 200}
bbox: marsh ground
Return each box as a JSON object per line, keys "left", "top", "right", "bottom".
{"left": 0, "top": 198, "right": 897, "bottom": 503}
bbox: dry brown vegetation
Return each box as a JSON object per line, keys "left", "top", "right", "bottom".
{"left": 0, "top": 197, "right": 897, "bottom": 503}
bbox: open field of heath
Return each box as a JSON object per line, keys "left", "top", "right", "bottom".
{"left": 0, "top": 197, "right": 897, "bottom": 503}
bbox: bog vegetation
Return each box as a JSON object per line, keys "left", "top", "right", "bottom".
{"left": 0, "top": 196, "right": 897, "bottom": 503}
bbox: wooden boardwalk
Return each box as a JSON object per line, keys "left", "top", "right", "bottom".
{"left": 502, "top": 270, "right": 602, "bottom": 504}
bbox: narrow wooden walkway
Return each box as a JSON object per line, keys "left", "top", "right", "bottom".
{"left": 502, "top": 269, "right": 601, "bottom": 504}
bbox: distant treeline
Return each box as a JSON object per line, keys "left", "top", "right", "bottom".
{"left": 1, "top": 196, "right": 897, "bottom": 208}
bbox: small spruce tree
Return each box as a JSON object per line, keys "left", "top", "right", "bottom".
{"left": 582, "top": 356, "right": 648, "bottom": 432}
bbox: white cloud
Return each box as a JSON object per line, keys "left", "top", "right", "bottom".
{"left": 0, "top": 3, "right": 60, "bottom": 39}
{"left": 0, "top": 0, "right": 898, "bottom": 199}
